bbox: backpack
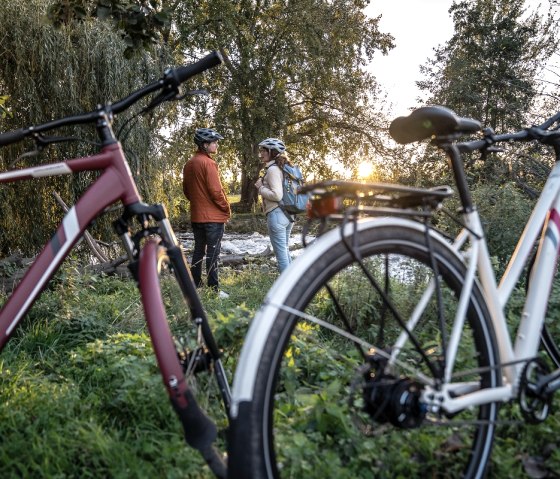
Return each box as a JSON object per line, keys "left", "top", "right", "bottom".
{"left": 278, "top": 164, "right": 310, "bottom": 215}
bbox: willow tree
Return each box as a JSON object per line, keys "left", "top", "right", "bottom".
{"left": 172, "top": 0, "right": 394, "bottom": 208}
{"left": 47, "top": 0, "right": 172, "bottom": 57}
{"left": 0, "top": 0, "right": 172, "bottom": 255}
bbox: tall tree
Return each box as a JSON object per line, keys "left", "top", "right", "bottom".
{"left": 413, "top": 0, "right": 559, "bottom": 190}
{"left": 414, "top": 0, "right": 559, "bottom": 261}
{"left": 418, "top": 0, "right": 558, "bottom": 131}
{"left": 172, "top": 0, "right": 394, "bottom": 208}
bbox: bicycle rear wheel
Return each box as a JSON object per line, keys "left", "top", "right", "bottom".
{"left": 229, "top": 219, "right": 500, "bottom": 479}
{"left": 138, "top": 240, "right": 228, "bottom": 478}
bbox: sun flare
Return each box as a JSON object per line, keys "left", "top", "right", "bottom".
{"left": 357, "top": 161, "right": 374, "bottom": 179}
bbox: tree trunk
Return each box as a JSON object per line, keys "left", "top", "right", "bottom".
{"left": 235, "top": 145, "right": 262, "bottom": 212}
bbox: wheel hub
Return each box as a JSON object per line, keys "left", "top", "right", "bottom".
{"left": 362, "top": 370, "right": 426, "bottom": 429}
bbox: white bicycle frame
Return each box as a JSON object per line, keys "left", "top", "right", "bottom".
{"left": 420, "top": 159, "right": 560, "bottom": 414}
{"left": 230, "top": 156, "right": 560, "bottom": 420}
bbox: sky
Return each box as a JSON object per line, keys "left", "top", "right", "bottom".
{"left": 366, "top": 0, "right": 455, "bottom": 116}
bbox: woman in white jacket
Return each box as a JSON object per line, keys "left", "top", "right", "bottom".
{"left": 254, "top": 137, "right": 293, "bottom": 273}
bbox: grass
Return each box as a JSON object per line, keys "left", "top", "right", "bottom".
{"left": 1, "top": 256, "right": 560, "bottom": 478}
{"left": 0, "top": 260, "right": 275, "bottom": 478}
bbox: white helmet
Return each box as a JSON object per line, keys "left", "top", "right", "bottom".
{"left": 258, "top": 137, "right": 286, "bottom": 154}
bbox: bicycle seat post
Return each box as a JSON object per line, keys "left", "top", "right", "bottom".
{"left": 437, "top": 140, "right": 474, "bottom": 214}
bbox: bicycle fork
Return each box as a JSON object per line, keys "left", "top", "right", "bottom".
{"left": 138, "top": 240, "right": 226, "bottom": 478}
{"left": 114, "top": 203, "right": 230, "bottom": 478}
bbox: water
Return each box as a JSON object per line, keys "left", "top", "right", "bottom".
{"left": 176, "top": 231, "right": 307, "bottom": 257}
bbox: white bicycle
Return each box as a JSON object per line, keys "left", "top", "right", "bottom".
{"left": 227, "top": 106, "right": 560, "bottom": 478}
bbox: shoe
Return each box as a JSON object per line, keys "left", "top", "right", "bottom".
{"left": 218, "top": 290, "right": 230, "bottom": 299}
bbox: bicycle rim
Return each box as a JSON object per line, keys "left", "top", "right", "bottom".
{"left": 232, "top": 222, "right": 500, "bottom": 479}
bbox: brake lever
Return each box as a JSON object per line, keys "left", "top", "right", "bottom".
{"left": 9, "top": 134, "right": 96, "bottom": 168}
{"left": 140, "top": 88, "right": 210, "bottom": 119}
{"left": 36, "top": 134, "right": 82, "bottom": 146}
{"left": 473, "top": 145, "right": 504, "bottom": 166}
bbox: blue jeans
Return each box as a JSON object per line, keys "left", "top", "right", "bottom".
{"left": 191, "top": 222, "right": 225, "bottom": 290}
{"left": 267, "top": 208, "right": 293, "bottom": 273}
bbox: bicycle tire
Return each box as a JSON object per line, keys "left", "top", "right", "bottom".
{"left": 229, "top": 218, "right": 500, "bottom": 479}
{"left": 138, "top": 240, "right": 228, "bottom": 478}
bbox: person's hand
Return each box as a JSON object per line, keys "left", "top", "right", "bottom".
{"left": 255, "top": 177, "right": 263, "bottom": 189}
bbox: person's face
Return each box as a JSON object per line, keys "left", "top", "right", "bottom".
{"left": 259, "top": 147, "right": 271, "bottom": 163}
{"left": 205, "top": 141, "right": 218, "bottom": 154}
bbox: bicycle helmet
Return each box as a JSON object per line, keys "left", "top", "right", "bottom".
{"left": 194, "top": 128, "right": 224, "bottom": 145}
{"left": 258, "top": 138, "right": 286, "bottom": 154}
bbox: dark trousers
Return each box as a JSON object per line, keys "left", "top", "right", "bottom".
{"left": 191, "top": 222, "right": 225, "bottom": 290}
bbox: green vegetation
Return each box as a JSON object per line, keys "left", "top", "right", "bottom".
{"left": 0, "top": 256, "right": 559, "bottom": 478}
{"left": 1, "top": 0, "right": 560, "bottom": 476}
{"left": 0, "top": 260, "right": 274, "bottom": 478}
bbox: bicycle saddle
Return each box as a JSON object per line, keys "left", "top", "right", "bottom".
{"left": 389, "top": 106, "right": 481, "bottom": 144}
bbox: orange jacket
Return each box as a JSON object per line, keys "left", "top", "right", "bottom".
{"left": 183, "top": 151, "right": 231, "bottom": 223}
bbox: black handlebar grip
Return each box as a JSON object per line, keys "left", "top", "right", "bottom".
{"left": 174, "top": 51, "right": 224, "bottom": 84}
{"left": 0, "top": 128, "right": 28, "bottom": 147}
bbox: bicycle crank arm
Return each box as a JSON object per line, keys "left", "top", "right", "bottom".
{"left": 537, "top": 367, "right": 560, "bottom": 396}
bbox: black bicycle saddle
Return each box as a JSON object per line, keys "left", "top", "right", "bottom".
{"left": 389, "top": 106, "right": 482, "bottom": 144}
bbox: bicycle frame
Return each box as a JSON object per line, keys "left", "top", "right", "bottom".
{"left": 416, "top": 150, "right": 560, "bottom": 414}
{"left": 0, "top": 140, "right": 148, "bottom": 348}
{"left": 0, "top": 51, "right": 231, "bottom": 478}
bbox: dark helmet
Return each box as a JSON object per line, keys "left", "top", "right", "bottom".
{"left": 258, "top": 137, "right": 286, "bottom": 154}
{"left": 194, "top": 128, "right": 224, "bottom": 145}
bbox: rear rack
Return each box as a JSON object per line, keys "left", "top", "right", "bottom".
{"left": 301, "top": 180, "right": 454, "bottom": 220}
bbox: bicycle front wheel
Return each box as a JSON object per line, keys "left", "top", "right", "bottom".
{"left": 229, "top": 218, "right": 500, "bottom": 479}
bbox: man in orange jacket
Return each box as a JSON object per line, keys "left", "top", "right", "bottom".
{"left": 183, "top": 128, "right": 231, "bottom": 296}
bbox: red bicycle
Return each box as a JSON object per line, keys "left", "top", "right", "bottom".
{"left": 0, "top": 51, "right": 229, "bottom": 477}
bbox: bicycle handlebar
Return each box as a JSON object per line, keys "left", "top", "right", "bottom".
{"left": 0, "top": 50, "right": 223, "bottom": 147}
{"left": 457, "top": 114, "right": 560, "bottom": 153}
{"left": 0, "top": 128, "right": 28, "bottom": 147}
{"left": 457, "top": 130, "right": 531, "bottom": 153}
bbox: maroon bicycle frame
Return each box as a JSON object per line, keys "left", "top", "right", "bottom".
{"left": 0, "top": 142, "right": 141, "bottom": 349}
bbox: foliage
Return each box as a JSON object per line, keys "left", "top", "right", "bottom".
{"left": 0, "top": 96, "right": 10, "bottom": 119}
{"left": 1, "top": 253, "right": 560, "bottom": 476}
{"left": 0, "top": 261, "right": 272, "bottom": 478}
{"left": 0, "top": 0, "right": 185, "bottom": 256}
{"left": 47, "top": 0, "right": 172, "bottom": 57}
{"left": 435, "top": 181, "right": 536, "bottom": 269}
{"left": 170, "top": 0, "right": 395, "bottom": 208}
{"left": 417, "top": 0, "right": 559, "bottom": 131}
